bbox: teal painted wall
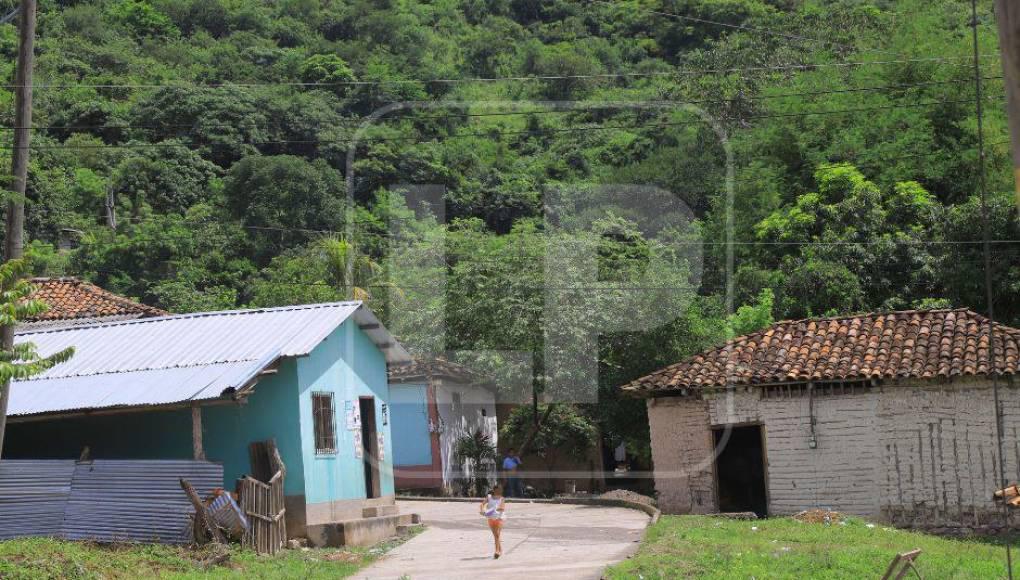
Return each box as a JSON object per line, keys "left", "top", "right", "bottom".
{"left": 202, "top": 358, "right": 304, "bottom": 496}
{"left": 297, "top": 320, "right": 394, "bottom": 504}
{"left": 389, "top": 383, "right": 432, "bottom": 466}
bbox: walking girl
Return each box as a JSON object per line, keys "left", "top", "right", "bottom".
{"left": 479, "top": 483, "right": 507, "bottom": 558}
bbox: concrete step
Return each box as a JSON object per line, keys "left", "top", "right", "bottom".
{"left": 397, "top": 513, "right": 421, "bottom": 526}
{"left": 307, "top": 512, "right": 423, "bottom": 548}
{"left": 362, "top": 504, "right": 400, "bottom": 518}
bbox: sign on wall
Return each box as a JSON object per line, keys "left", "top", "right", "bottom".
{"left": 345, "top": 400, "right": 360, "bottom": 431}
{"left": 353, "top": 430, "right": 363, "bottom": 459}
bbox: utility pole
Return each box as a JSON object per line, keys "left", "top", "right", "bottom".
{"left": 105, "top": 185, "right": 117, "bottom": 229}
{"left": 995, "top": 0, "right": 1020, "bottom": 209}
{"left": 0, "top": 0, "right": 37, "bottom": 458}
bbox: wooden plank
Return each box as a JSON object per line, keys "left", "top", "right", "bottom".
{"left": 191, "top": 403, "right": 205, "bottom": 461}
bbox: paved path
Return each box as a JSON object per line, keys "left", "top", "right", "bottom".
{"left": 356, "top": 500, "right": 650, "bottom": 580}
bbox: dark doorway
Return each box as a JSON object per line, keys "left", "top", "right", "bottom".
{"left": 360, "top": 397, "right": 381, "bottom": 499}
{"left": 713, "top": 425, "right": 768, "bottom": 517}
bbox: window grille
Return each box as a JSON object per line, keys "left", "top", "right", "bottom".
{"left": 312, "top": 392, "right": 337, "bottom": 454}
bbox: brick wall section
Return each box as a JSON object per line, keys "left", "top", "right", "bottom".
{"left": 648, "top": 378, "right": 1020, "bottom": 527}
{"left": 646, "top": 397, "right": 716, "bottom": 514}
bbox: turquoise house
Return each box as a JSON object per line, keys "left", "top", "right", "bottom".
{"left": 4, "top": 302, "right": 411, "bottom": 542}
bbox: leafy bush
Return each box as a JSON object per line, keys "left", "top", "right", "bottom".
{"left": 454, "top": 429, "right": 496, "bottom": 497}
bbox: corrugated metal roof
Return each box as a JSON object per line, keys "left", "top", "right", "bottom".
{"left": 9, "top": 302, "right": 410, "bottom": 417}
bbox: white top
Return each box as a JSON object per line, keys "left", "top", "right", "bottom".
{"left": 484, "top": 494, "right": 506, "bottom": 520}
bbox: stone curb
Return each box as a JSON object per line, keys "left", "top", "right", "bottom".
{"left": 396, "top": 495, "right": 661, "bottom": 525}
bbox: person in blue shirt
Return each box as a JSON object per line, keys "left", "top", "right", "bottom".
{"left": 501, "top": 448, "right": 523, "bottom": 497}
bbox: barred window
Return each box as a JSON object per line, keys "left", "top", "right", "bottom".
{"left": 312, "top": 392, "right": 337, "bottom": 454}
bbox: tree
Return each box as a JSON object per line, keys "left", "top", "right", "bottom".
{"left": 221, "top": 155, "right": 345, "bottom": 262}
{"left": 751, "top": 165, "right": 943, "bottom": 318}
{"left": 112, "top": 141, "right": 222, "bottom": 215}
{"left": 298, "top": 54, "right": 356, "bottom": 96}
{"left": 107, "top": 0, "right": 179, "bottom": 39}
{"left": 0, "top": 259, "right": 75, "bottom": 381}
{"left": 316, "top": 235, "right": 386, "bottom": 302}
{"left": 0, "top": 258, "right": 76, "bottom": 452}
{"left": 500, "top": 404, "right": 597, "bottom": 492}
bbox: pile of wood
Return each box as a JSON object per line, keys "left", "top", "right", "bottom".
{"left": 993, "top": 484, "right": 1020, "bottom": 507}
{"left": 180, "top": 440, "right": 287, "bottom": 556}
{"left": 792, "top": 509, "right": 842, "bottom": 524}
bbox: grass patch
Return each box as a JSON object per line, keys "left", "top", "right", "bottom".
{"left": 0, "top": 527, "right": 424, "bottom": 579}
{"left": 604, "top": 516, "right": 1013, "bottom": 579}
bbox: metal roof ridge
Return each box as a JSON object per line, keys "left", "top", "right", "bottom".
{"left": 15, "top": 300, "right": 366, "bottom": 337}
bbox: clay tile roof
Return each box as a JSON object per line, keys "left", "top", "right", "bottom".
{"left": 622, "top": 309, "right": 1020, "bottom": 397}
{"left": 388, "top": 356, "right": 478, "bottom": 383}
{"left": 25, "top": 277, "right": 168, "bottom": 324}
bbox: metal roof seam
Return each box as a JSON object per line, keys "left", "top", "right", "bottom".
{"left": 14, "top": 359, "right": 266, "bottom": 382}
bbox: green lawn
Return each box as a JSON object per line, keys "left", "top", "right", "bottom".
{"left": 0, "top": 529, "right": 421, "bottom": 580}
{"left": 605, "top": 516, "right": 1012, "bottom": 579}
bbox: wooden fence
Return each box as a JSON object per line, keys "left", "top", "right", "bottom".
{"left": 238, "top": 472, "right": 286, "bottom": 555}
{"left": 238, "top": 440, "right": 287, "bottom": 555}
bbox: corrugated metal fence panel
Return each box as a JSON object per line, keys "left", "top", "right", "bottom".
{"left": 61, "top": 460, "right": 224, "bottom": 544}
{"left": 0, "top": 460, "right": 75, "bottom": 539}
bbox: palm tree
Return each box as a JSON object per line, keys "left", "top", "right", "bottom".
{"left": 315, "top": 235, "right": 382, "bottom": 301}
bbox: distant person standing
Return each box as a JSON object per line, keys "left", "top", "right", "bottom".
{"left": 502, "top": 448, "right": 523, "bottom": 497}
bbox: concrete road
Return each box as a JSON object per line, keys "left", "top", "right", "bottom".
{"left": 356, "top": 500, "right": 649, "bottom": 580}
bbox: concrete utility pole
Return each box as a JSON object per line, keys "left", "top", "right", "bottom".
{"left": 0, "top": 0, "right": 37, "bottom": 458}
{"left": 995, "top": 0, "right": 1020, "bottom": 209}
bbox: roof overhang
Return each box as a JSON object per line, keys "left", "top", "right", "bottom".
{"left": 353, "top": 305, "right": 412, "bottom": 365}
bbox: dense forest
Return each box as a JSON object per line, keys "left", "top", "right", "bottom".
{"left": 1, "top": 0, "right": 1018, "bottom": 459}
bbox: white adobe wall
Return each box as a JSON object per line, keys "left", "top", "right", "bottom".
{"left": 435, "top": 379, "right": 498, "bottom": 492}
{"left": 648, "top": 377, "right": 1020, "bottom": 528}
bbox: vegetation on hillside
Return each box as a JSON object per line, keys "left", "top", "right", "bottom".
{"left": 0, "top": 0, "right": 1016, "bottom": 456}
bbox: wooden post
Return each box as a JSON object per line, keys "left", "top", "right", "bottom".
{"left": 995, "top": 0, "right": 1020, "bottom": 208}
{"left": 192, "top": 403, "right": 205, "bottom": 461}
{"left": 180, "top": 478, "right": 223, "bottom": 544}
{"left": 0, "top": 0, "right": 37, "bottom": 459}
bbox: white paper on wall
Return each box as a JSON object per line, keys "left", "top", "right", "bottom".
{"left": 345, "top": 400, "right": 361, "bottom": 430}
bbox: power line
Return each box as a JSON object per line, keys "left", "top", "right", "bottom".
{"left": 2, "top": 55, "right": 997, "bottom": 92}
{"left": 64, "top": 216, "right": 1020, "bottom": 248}
{"left": 0, "top": 95, "right": 1002, "bottom": 151}
{"left": 0, "top": 75, "right": 1003, "bottom": 133}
